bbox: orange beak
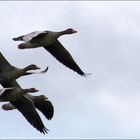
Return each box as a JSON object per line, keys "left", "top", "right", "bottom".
{"left": 34, "top": 89, "right": 39, "bottom": 92}
{"left": 72, "top": 29, "right": 77, "bottom": 33}
{"left": 44, "top": 96, "right": 49, "bottom": 100}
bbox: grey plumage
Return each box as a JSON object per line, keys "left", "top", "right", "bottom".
{"left": 13, "top": 28, "right": 90, "bottom": 76}
{"left": 0, "top": 52, "right": 53, "bottom": 134}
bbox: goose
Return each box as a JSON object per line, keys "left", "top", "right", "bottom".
{"left": 0, "top": 52, "right": 51, "bottom": 134}
{"left": 0, "top": 54, "right": 48, "bottom": 83}
{"left": 10, "top": 95, "right": 49, "bottom": 134}
{"left": 2, "top": 94, "right": 54, "bottom": 120}
{"left": 13, "top": 28, "right": 90, "bottom": 76}
{"left": 0, "top": 86, "right": 49, "bottom": 134}
{"left": 0, "top": 64, "right": 48, "bottom": 83}
{"left": 0, "top": 87, "right": 38, "bottom": 102}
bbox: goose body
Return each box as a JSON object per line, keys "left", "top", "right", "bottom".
{"left": 13, "top": 28, "right": 89, "bottom": 76}
{"left": 14, "top": 30, "right": 61, "bottom": 48}
{"left": 0, "top": 87, "right": 38, "bottom": 102}
{"left": 0, "top": 52, "right": 51, "bottom": 134}
{"left": 2, "top": 94, "right": 54, "bottom": 120}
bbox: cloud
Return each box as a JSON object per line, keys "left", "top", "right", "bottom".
{"left": 0, "top": 1, "right": 140, "bottom": 139}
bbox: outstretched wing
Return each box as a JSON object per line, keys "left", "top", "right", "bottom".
{"left": 10, "top": 96, "right": 48, "bottom": 134}
{"left": 35, "top": 99, "right": 54, "bottom": 120}
{"left": 0, "top": 52, "right": 13, "bottom": 72}
{"left": 0, "top": 52, "right": 52, "bottom": 132}
{"left": 44, "top": 40, "right": 86, "bottom": 76}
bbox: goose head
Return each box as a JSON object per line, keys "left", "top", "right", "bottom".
{"left": 24, "top": 64, "right": 40, "bottom": 73}
{"left": 26, "top": 64, "right": 40, "bottom": 71}
{"left": 60, "top": 28, "right": 77, "bottom": 36}
{"left": 64, "top": 28, "right": 77, "bottom": 34}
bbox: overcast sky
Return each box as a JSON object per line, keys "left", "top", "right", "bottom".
{"left": 0, "top": 1, "right": 140, "bottom": 139}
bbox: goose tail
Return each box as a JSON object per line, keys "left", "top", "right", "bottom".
{"left": 12, "top": 36, "right": 23, "bottom": 41}
{"left": 1, "top": 103, "right": 16, "bottom": 111}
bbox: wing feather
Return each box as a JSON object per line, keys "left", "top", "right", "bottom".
{"left": 10, "top": 96, "right": 48, "bottom": 134}
{"left": 35, "top": 99, "right": 54, "bottom": 120}
{"left": 0, "top": 52, "right": 12, "bottom": 72}
{"left": 44, "top": 40, "right": 86, "bottom": 76}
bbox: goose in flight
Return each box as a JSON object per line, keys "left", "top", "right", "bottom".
{"left": 0, "top": 64, "right": 48, "bottom": 84}
{"left": 0, "top": 53, "right": 48, "bottom": 85}
{"left": 13, "top": 28, "right": 90, "bottom": 76}
{"left": 10, "top": 94, "right": 49, "bottom": 134}
{"left": 2, "top": 94, "right": 54, "bottom": 120}
{"left": 0, "top": 52, "right": 53, "bottom": 134}
{"left": 0, "top": 86, "right": 48, "bottom": 134}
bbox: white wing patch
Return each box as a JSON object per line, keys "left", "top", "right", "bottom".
{"left": 22, "top": 31, "right": 46, "bottom": 42}
{"left": 0, "top": 89, "right": 6, "bottom": 96}
{"left": 0, "top": 88, "right": 14, "bottom": 96}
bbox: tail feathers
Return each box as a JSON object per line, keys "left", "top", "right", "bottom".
{"left": 13, "top": 36, "right": 23, "bottom": 41}
{"left": 1, "top": 103, "right": 16, "bottom": 111}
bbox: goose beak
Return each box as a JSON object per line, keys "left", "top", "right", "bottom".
{"left": 34, "top": 89, "right": 39, "bottom": 92}
{"left": 36, "top": 66, "right": 41, "bottom": 69}
{"left": 44, "top": 96, "right": 49, "bottom": 100}
{"left": 72, "top": 29, "right": 77, "bottom": 33}
{"left": 18, "top": 43, "right": 26, "bottom": 49}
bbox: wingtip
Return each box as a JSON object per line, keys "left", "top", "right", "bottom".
{"left": 47, "top": 117, "right": 53, "bottom": 120}
{"left": 42, "top": 127, "right": 49, "bottom": 134}
{"left": 41, "top": 66, "right": 49, "bottom": 73}
{"left": 82, "top": 73, "right": 92, "bottom": 77}
{"left": 33, "top": 66, "right": 49, "bottom": 74}
{"left": 45, "top": 66, "right": 49, "bottom": 72}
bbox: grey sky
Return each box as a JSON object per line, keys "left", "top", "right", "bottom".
{"left": 0, "top": 1, "right": 140, "bottom": 139}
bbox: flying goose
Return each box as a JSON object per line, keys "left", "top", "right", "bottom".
{"left": 10, "top": 95, "right": 49, "bottom": 134}
{"left": 0, "top": 52, "right": 52, "bottom": 134}
{"left": 0, "top": 87, "right": 38, "bottom": 102}
{"left": 0, "top": 64, "right": 48, "bottom": 83}
{"left": 2, "top": 94, "right": 54, "bottom": 120}
{"left": 0, "top": 85, "right": 49, "bottom": 134}
{"left": 0, "top": 54, "right": 48, "bottom": 84}
{"left": 13, "top": 28, "right": 90, "bottom": 76}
